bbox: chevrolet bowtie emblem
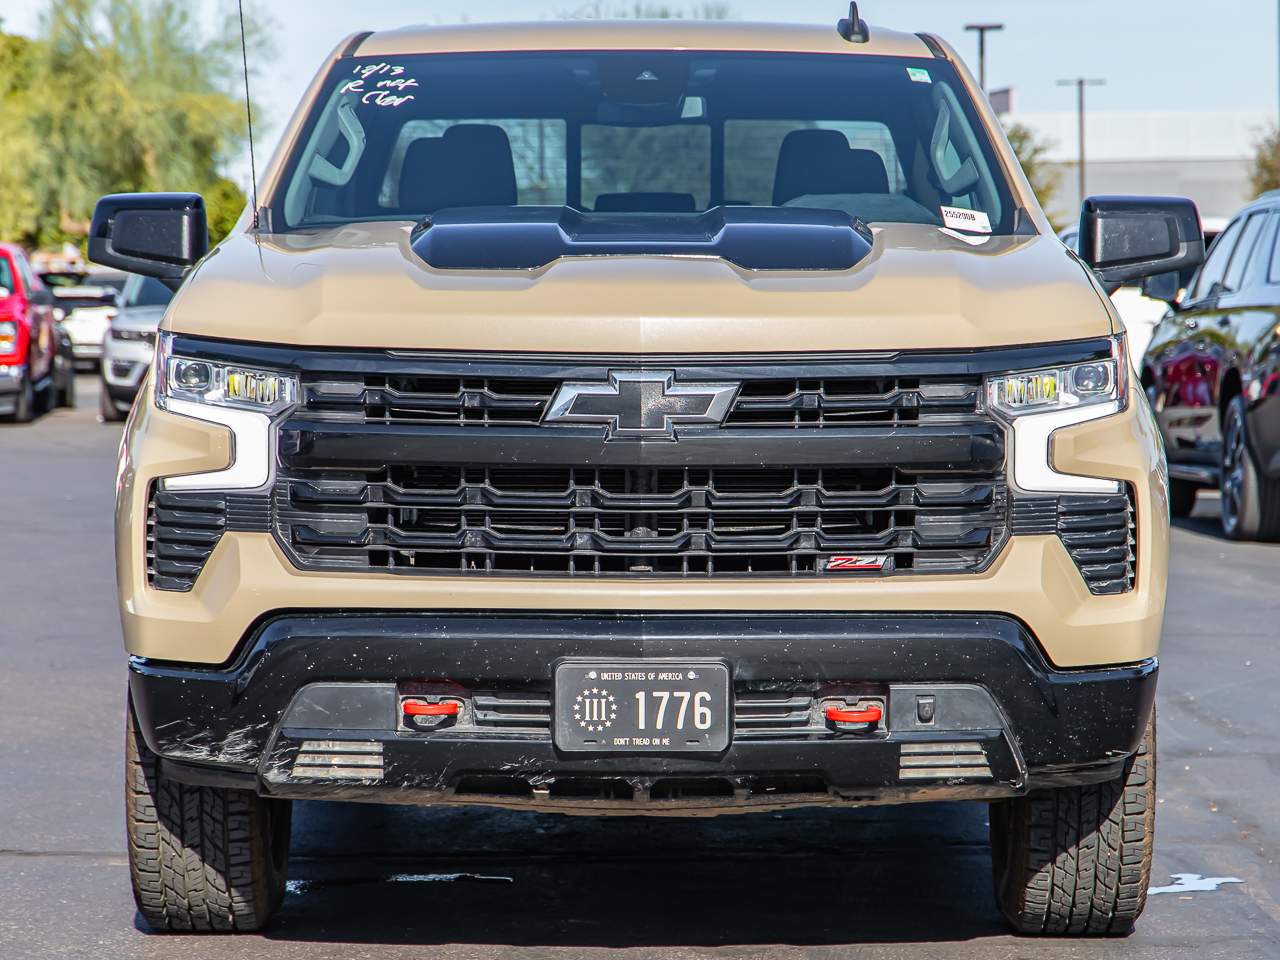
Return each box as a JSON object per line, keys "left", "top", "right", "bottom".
{"left": 544, "top": 371, "right": 738, "bottom": 440}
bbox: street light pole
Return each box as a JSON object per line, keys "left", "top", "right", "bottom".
{"left": 1057, "top": 77, "right": 1106, "bottom": 205}
{"left": 965, "top": 22, "right": 1004, "bottom": 92}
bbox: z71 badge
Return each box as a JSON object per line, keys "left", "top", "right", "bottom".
{"left": 824, "top": 554, "right": 892, "bottom": 573}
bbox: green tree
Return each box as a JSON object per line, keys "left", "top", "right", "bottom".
{"left": 0, "top": 29, "right": 43, "bottom": 243}
{"left": 11, "top": 0, "right": 264, "bottom": 248}
{"left": 1249, "top": 125, "right": 1280, "bottom": 198}
{"left": 1004, "top": 121, "right": 1063, "bottom": 227}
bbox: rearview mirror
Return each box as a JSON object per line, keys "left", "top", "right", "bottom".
{"left": 87, "top": 193, "right": 208, "bottom": 289}
{"left": 1079, "top": 196, "right": 1204, "bottom": 285}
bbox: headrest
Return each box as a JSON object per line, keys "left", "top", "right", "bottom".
{"left": 772, "top": 129, "right": 890, "bottom": 205}
{"left": 399, "top": 124, "right": 518, "bottom": 213}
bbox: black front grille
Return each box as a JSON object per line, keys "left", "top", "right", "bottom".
{"left": 301, "top": 372, "right": 982, "bottom": 429}
{"left": 146, "top": 487, "right": 271, "bottom": 592}
{"left": 274, "top": 464, "right": 1007, "bottom": 577}
{"left": 1010, "top": 487, "right": 1137, "bottom": 595}
{"left": 723, "top": 376, "right": 981, "bottom": 427}
{"left": 305, "top": 375, "right": 556, "bottom": 427}
{"left": 147, "top": 489, "right": 225, "bottom": 592}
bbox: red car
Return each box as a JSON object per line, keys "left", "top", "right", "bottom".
{"left": 0, "top": 243, "right": 76, "bottom": 421}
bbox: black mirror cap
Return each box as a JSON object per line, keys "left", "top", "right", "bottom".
{"left": 1079, "top": 195, "right": 1204, "bottom": 285}
{"left": 87, "top": 193, "right": 208, "bottom": 288}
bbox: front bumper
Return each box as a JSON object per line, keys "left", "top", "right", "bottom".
{"left": 131, "top": 613, "right": 1156, "bottom": 813}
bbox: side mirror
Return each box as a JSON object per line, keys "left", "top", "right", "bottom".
{"left": 1140, "top": 270, "right": 1181, "bottom": 306}
{"left": 0, "top": 286, "right": 9, "bottom": 299}
{"left": 87, "top": 193, "right": 208, "bottom": 289}
{"left": 1079, "top": 196, "right": 1204, "bottom": 285}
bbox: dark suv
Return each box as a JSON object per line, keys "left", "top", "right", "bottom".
{"left": 1141, "top": 191, "right": 1280, "bottom": 539}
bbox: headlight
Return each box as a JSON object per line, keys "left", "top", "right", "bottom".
{"left": 0, "top": 321, "right": 16, "bottom": 354}
{"left": 988, "top": 336, "right": 1128, "bottom": 495}
{"left": 153, "top": 332, "right": 298, "bottom": 492}
{"left": 987, "top": 336, "right": 1127, "bottom": 418}
{"left": 154, "top": 332, "right": 298, "bottom": 415}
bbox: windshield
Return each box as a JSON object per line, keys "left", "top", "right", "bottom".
{"left": 272, "top": 51, "right": 1019, "bottom": 235}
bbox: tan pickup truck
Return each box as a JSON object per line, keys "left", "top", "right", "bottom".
{"left": 92, "top": 6, "right": 1204, "bottom": 936}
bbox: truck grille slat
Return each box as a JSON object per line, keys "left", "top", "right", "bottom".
{"left": 275, "top": 464, "right": 1007, "bottom": 577}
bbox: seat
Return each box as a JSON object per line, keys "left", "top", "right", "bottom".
{"left": 593, "top": 192, "right": 698, "bottom": 213}
{"left": 399, "top": 124, "right": 519, "bottom": 213}
{"left": 771, "top": 129, "right": 890, "bottom": 206}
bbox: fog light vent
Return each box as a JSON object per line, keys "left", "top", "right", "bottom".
{"left": 291, "top": 740, "right": 384, "bottom": 780}
{"left": 898, "top": 741, "right": 991, "bottom": 781}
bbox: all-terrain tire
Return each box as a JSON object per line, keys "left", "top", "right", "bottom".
{"left": 1168, "top": 478, "right": 1198, "bottom": 518}
{"left": 1220, "top": 395, "right": 1280, "bottom": 541}
{"left": 126, "top": 703, "right": 291, "bottom": 932}
{"left": 990, "top": 712, "right": 1156, "bottom": 936}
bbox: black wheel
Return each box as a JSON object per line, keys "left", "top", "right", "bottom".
{"left": 99, "top": 382, "right": 125, "bottom": 422}
{"left": 126, "top": 701, "right": 291, "bottom": 932}
{"left": 2, "top": 365, "right": 35, "bottom": 422}
{"left": 1220, "top": 395, "right": 1280, "bottom": 541}
{"left": 1168, "top": 478, "right": 1198, "bottom": 518}
{"left": 991, "top": 713, "right": 1155, "bottom": 936}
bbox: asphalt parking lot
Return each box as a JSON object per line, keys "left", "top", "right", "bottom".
{"left": 2, "top": 377, "right": 1278, "bottom": 960}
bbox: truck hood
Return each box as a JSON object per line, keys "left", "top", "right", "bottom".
{"left": 168, "top": 221, "right": 1116, "bottom": 354}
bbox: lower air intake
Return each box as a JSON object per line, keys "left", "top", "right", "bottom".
{"left": 898, "top": 742, "right": 992, "bottom": 781}
{"left": 290, "top": 740, "right": 384, "bottom": 780}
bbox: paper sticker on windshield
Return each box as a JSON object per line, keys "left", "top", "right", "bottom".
{"left": 940, "top": 206, "right": 991, "bottom": 234}
{"left": 907, "top": 67, "right": 932, "bottom": 84}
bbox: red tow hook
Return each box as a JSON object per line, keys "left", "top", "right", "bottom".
{"left": 402, "top": 698, "right": 461, "bottom": 730}
{"left": 826, "top": 702, "right": 883, "bottom": 734}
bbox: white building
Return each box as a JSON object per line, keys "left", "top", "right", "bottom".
{"left": 1004, "top": 108, "right": 1271, "bottom": 225}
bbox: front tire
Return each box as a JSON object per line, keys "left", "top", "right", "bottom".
{"left": 1168, "top": 478, "right": 1198, "bottom": 518}
{"left": 990, "top": 714, "right": 1155, "bottom": 936}
{"left": 1220, "top": 395, "right": 1280, "bottom": 541}
{"left": 126, "top": 702, "right": 291, "bottom": 932}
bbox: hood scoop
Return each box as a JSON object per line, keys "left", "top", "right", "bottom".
{"left": 410, "top": 205, "right": 874, "bottom": 272}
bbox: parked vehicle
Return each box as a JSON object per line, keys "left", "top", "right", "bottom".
{"left": 93, "top": 9, "right": 1199, "bottom": 936}
{"left": 1141, "top": 193, "right": 1280, "bottom": 539}
{"left": 99, "top": 275, "right": 174, "bottom": 422}
{"left": 0, "top": 243, "right": 75, "bottom": 421}
{"left": 37, "top": 266, "right": 126, "bottom": 370}
{"left": 1062, "top": 217, "right": 1224, "bottom": 370}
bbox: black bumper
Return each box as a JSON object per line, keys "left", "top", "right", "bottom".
{"left": 130, "top": 613, "right": 1156, "bottom": 813}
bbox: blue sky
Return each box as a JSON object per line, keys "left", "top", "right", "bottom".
{"left": 2, "top": 0, "right": 1276, "bottom": 180}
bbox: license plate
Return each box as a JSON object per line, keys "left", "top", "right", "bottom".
{"left": 553, "top": 660, "right": 731, "bottom": 753}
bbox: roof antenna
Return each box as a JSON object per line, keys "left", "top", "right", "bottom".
{"left": 237, "top": 0, "right": 260, "bottom": 230}
{"left": 838, "top": 2, "right": 870, "bottom": 43}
